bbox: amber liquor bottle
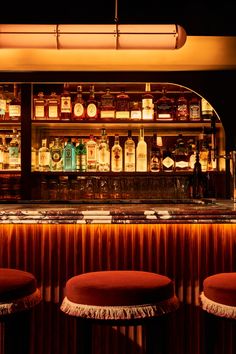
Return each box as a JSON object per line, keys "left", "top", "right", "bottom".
{"left": 156, "top": 87, "right": 174, "bottom": 121}
{"left": 60, "top": 83, "right": 72, "bottom": 120}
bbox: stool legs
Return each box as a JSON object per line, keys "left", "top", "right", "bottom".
{"left": 76, "top": 319, "right": 92, "bottom": 354}
{"left": 2, "top": 311, "right": 31, "bottom": 354}
{"left": 146, "top": 317, "right": 169, "bottom": 354}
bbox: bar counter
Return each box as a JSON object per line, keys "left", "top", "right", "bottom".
{"left": 0, "top": 199, "right": 235, "bottom": 354}
{"left": 0, "top": 199, "right": 236, "bottom": 223}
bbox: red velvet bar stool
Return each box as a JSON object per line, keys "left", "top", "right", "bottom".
{"left": 0, "top": 268, "right": 42, "bottom": 354}
{"left": 60, "top": 270, "right": 180, "bottom": 354}
{"left": 200, "top": 272, "right": 236, "bottom": 354}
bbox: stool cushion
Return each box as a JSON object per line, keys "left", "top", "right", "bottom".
{"left": 200, "top": 272, "right": 236, "bottom": 319}
{"left": 61, "top": 270, "right": 179, "bottom": 320}
{"left": 0, "top": 268, "right": 41, "bottom": 316}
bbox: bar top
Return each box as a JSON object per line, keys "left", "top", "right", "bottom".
{"left": 1, "top": 199, "right": 236, "bottom": 224}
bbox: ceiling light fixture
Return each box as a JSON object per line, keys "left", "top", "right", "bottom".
{"left": 0, "top": 2, "right": 187, "bottom": 50}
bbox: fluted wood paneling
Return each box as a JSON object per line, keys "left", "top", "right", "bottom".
{"left": 0, "top": 223, "right": 235, "bottom": 354}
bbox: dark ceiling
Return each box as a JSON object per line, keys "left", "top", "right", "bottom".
{"left": 0, "top": 0, "right": 235, "bottom": 36}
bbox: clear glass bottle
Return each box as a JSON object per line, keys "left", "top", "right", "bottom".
{"left": 111, "top": 134, "right": 123, "bottom": 172}
{"left": 8, "top": 128, "right": 21, "bottom": 170}
{"left": 9, "top": 84, "right": 21, "bottom": 120}
{"left": 60, "top": 83, "right": 72, "bottom": 120}
{"left": 86, "top": 85, "right": 99, "bottom": 120}
{"left": 76, "top": 138, "right": 87, "bottom": 172}
{"left": 124, "top": 130, "right": 135, "bottom": 172}
{"left": 115, "top": 88, "right": 130, "bottom": 119}
{"left": 150, "top": 132, "right": 162, "bottom": 172}
{"left": 142, "top": 83, "right": 154, "bottom": 120}
{"left": 63, "top": 137, "right": 76, "bottom": 170}
{"left": 100, "top": 87, "right": 115, "bottom": 119}
{"left": 156, "top": 87, "right": 174, "bottom": 121}
{"left": 50, "top": 137, "right": 63, "bottom": 171}
{"left": 86, "top": 134, "right": 98, "bottom": 172}
{"left": 0, "top": 85, "right": 7, "bottom": 120}
{"left": 136, "top": 128, "right": 147, "bottom": 172}
{"left": 199, "top": 138, "right": 209, "bottom": 172}
{"left": 31, "top": 145, "right": 38, "bottom": 171}
{"left": 34, "top": 92, "right": 47, "bottom": 119}
{"left": 72, "top": 85, "right": 86, "bottom": 120}
{"left": 47, "top": 91, "right": 60, "bottom": 120}
{"left": 38, "top": 138, "right": 50, "bottom": 171}
{"left": 98, "top": 128, "right": 110, "bottom": 171}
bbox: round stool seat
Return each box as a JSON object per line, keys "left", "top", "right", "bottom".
{"left": 200, "top": 272, "right": 236, "bottom": 319}
{"left": 61, "top": 270, "right": 179, "bottom": 320}
{"left": 0, "top": 268, "right": 41, "bottom": 316}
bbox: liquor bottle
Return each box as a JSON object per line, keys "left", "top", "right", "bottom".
{"left": 111, "top": 134, "right": 123, "bottom": 172}
{"left": 173, "top": 135, "right": 189, "bottom": 171}
{"left": 189, "top": 95, "right": 201, "bottom": 121}
{"left": 63, "top": 137, "right": 76, "bottom": 170}
{"left": 8, "top": 129, "right": 21, "bottom": 170}
{"left": 162, "top": 147, "right": 174, "bottom": 172}
{"left": 2, "top": 136, "right": 9, "bottom": 169}
{"left": 150, "top": 132, "right": 162, "bottom": 172}
{"left": 130, "top": 101, "right": 142, "bottom": 119}
{"left": 156, "top": 87, "right": 174, "bottom": 121}
{"left": 98, "top": 128, "right": 110, "bottom": 171}
{"left": 191, "top": 142, "right": 204, "bottom": 199}
{"left": 142, "top": 83, "right": 154, "bottom": 120}
{"left": 38, "top": 138, "right": 50, "bottom": 171}
{"left": 115, "top": 88, "right": 130, "bottom": 119}
{"left": 0, "top": 86, "right": 7, "bottom": 120}
{"left": 50, "top": 137, "right": 63, "bottom": 171}
{"left": 76, "top": 138, "right": 87, "bottom": 172}
{"left": 201, "top": 98, "right": 214, "bottom": 121}
{"left": 86, "top": 134, "right": 98, "bottom": 172}
{"left": 176, "top": 93, "right": 189, "bottom": 121}
{"left": 60, "top": 83, "right": 72, "bottom": 120}
{"left": 188, "top": 140, "right": 196, "bottom": 170}
{"left": 136, "top": 128, "right": 147, "bottom": 172}
{"left": 0, "top": 137, "right": 3, "bottom": 169}
{"left": 72, "top": 85, "right": 86, "bottom": 120}
{"left": 34, "top": 92, "right": 47, "bottom": 119}
{"left": 100, "top": 87, "right": 115, "bottom": 119}
{"left": 86, "top": 85, "right": 99, "bottom": 119}
{"left": 47, "top": 91, "right": 60, "bottom": 120}
{"left": 9, "top": 84, "right": 21, "bottom": 120}
{"left": 31, "top": 146, "right": 38, "bottom": 171}
{"left": 199, "top": 138, "right": 209, "bottom": 172}
{"left": 124, "top": 130, "right": 135, "bottom": 172}
{"left": 3, "top": 85, "right": 10, "bottom": 120}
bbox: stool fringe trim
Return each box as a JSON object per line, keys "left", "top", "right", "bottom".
{"left": 0, "top": 288, "right": 41, "bottom": 316}
{"left": 200, "top": 292, "right": 236, "bottom": 319}
{"left": 60, "top": 295, "right": 180, "bottom": 320}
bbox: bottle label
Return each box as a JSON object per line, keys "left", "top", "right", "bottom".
{"left": 142, "top": 108, "right": 154, "bottom": 120}
{"left": 142, "top": 98, "right": 152, "bottom": 108}
{"left": 48, "top": 105, "right": 59, "bottom": 119}
{"left": 0, "top": 99, "right": 6, "bottom": 115}
{"left": 51, "top": 149, "right": 62, "bottom": 163}
{"left": 131, "top": 110, "right": 142, "bottom": 119}
{"left": 189, "top": 105, "right": 200, "bottom": 120}
{"left": 9, "top": 105, "right": 21, "bottom": 117}
{"left": 175, "top": 161, "right": 189, "bottom": 168}
{"left": 61, "top": 97, "right": 72, "bottom": 113}
{"left": 100, "top": 110, "right": 115, "bottom": 118}
{"left": 162, "top": 156, "right": 174, "bottom": 169}
{"left": 87, "top": 103, "right": 97, "bottom": 118}
{"left": 35, "top": 105, "right": 45, "bottom": 118}
{"left": 39, "top": 152, "right": 50, "bottom": 167}
{"left": 74, "top": 103, "right": 84, "bottom": 117}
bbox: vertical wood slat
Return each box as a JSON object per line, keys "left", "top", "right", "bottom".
{"left": 0, "top": 223, "right": 235, "bottom": 354}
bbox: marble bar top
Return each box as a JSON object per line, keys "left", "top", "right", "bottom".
{"left": 1, "top": 199, "right": 236, "bottom": 224}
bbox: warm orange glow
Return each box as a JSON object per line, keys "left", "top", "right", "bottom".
{"left": 0, "top": 24, "right": 186, "bottom": 50}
